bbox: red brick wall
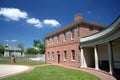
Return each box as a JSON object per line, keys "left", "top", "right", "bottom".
{"left": 45, "top": 25, "right": 102, "bottom": 67}
{"left": 80, "top": 26, "right": 100, "bottom": 38}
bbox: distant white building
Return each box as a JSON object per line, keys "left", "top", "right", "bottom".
{"left": 4, "top": 44, "right": 22, "bottom": 57}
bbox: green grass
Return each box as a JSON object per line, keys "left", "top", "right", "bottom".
{"left": 0, "top": 61, "right": 45, "bottom": 66}
{"left": 0, "top": 65, "right": 100, "bottom": 80}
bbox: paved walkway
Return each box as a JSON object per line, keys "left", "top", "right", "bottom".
{"left": 0, "top": 64, "right": 33, "bottom": 78}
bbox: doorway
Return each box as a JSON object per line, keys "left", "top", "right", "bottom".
{"left": 58, "top": 54, "right": 60, "bottom": 64}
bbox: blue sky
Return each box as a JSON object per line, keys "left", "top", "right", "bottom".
{"left": 0, "top": 0, "right": 120, "bottom": 49}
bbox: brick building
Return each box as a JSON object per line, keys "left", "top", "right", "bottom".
{"left": 45, "top": 14, "right": 120, "bottom": 75}
{"left": 45, "top": 14, "right": 105, "bottom": 67}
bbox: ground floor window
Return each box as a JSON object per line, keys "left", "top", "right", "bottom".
{"left": 48, "top": 52, "right": 50, "bottom": 60}
{"left": 71, "top": 50, "right": 75, "bottom": 61}
{"left": 52, "top": 52, "right": 54, "bottom": 60}
{"left": 64, "top": 51, "right": 67, "bottom": 61}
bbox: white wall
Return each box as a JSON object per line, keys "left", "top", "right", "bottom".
{"left": 84, "top": 47, "right": 94, "bottom": 67}
{"left": 113, "top": 43, "right": 120, "bottom": 69}
{"left": 97, "top": 45, "right": 108, "bottom": 61}
{"left": 98, "top": 44, "right": 120, "bottom": 69}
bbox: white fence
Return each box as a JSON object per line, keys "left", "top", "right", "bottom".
{"left": 0, "top": 54, "right": 45, "bottom": 62}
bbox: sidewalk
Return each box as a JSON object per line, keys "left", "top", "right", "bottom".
{"left": 0, "top": 65, "right": 33, "bottom": 78}
{"left": 51, "top": 64, "right": 117, "bottom": 80}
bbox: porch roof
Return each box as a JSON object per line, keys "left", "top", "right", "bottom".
{"left": 80, "top": 16, "right": 120, "bottom": 47}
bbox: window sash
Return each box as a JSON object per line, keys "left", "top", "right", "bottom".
{"left": 71, "top": 50, "right": 75, "bottom": 60}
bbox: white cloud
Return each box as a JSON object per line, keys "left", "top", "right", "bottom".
{"left": 43, "top": 19, "right": 60, "bottom": 27}
{"left": 0, "top": 7, "right": 61, "bottom": 28}
{"left": 26, "top": 18, "right": 43, "bottom": 28}
{"left": 4, "top": 40, "right": 9, "bottom": 42}
{"left": 0, "top": 8, "right": 28, "bottom": 21}
{"left": 11, "top": 40, "right": 18, "bottom": 42}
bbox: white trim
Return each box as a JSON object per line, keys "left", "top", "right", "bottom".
{"left": 80, "top": 17, "right": 120, "bottom": 43}
{"left": 71, "top": 50, "right": 76, "bottom": 61}
{"left": 63, "top": 51, "right": 67, "bottom": 61}
{"left": 94, "top": 46, "right": 99, "bottom": 70}
{"left": 71, "top": 29, "right": 75, "bottom": 40}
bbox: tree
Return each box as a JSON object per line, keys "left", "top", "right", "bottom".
{"left": 0, "top": 44, "right": 4, "bottom": 55}
{"left": 25, "top": 48, "right": 39, "bottom": 54}
{"left": 17, "top": 43, "right": 24, "bottom": 53}
{"left": 33, "top": 40, "right": 45, "bottom": 54}
{"left": 33, "top": 40, "right": 40, "bottom": 47}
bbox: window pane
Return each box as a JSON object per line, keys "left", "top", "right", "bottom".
{"left": 57, "top": 35, "right": 60, "bottom": 43}
{"left": 48, "top": 52, "right": 50, "bottom": 60}
{"left": 71, "top": 29, "right": 74, "bottom": 39}
{"left": 64, "top": 51, "right": 67, "bottom": 60}
{"left": 72, "top": 50, "right": 75, "bottom": 60}
{"left": 52, "top": 52, "right": 54, "bottom": 60}
{"left": 64, "top": 32, "right": 66, "bottom": 41}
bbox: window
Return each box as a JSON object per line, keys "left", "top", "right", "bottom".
{"left": 71, "top": 29, "right": 74, "bottom": 40}
{"left": 64, "top": 51, "right": 67, "bottom": 61}
{"left": 71, "top": 50, "right": 75, "bottom": 61}
{"left": 52, "top": 52, "right": 54, "bottom": 60}
{"left": 89, "top": 26, "right": 94, "bottom": 31}
{"left": 48, "top": 52, "right": 50, "bottom": 60}
{"left": 47, "top": 39, "right": 50, "bottom": 45}
{"left": 57, "top": 35, "right": 60, "bottom": 43}
{"left": 52, "top": 37, "right": 54, "bottom": 44}
{"left": 63, "top": 32, "right": 66, "bottom": 42}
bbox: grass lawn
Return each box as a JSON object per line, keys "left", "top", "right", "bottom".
{"left": 0, "top": 65, "right": 100, "bottom": 80}
{"left": 0, "top": 61, "right": 45, "bottom": 66}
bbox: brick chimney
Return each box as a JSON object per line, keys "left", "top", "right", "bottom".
{"left": 74, "top": 14, "right": 83, "bottom": 21}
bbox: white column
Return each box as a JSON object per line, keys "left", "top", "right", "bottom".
{"left": 80, "top": 47, "right": 87, "bottom": 68}
{"left": 108, "top": 41, "right": 114, "bottom": 75}
{"left": 94, "top": 45, "right": 99, "bottom": 70}
{"left": 80, "top": 47, "right": 84, "bottom": 67}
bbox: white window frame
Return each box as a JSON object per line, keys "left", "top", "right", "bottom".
{"left": 51, "top": 37, "right": 54, "bottom": 45}
{"left": 47, "top": 39, "right": 50, "bottom": 45}
{"left": 48, "top": 52, "right": 50, "bottom": 60}
{"left": 71, "top": 29, "right": 75, "bottom": 40}
{"left": 52, "top": 52, "right": 54, "bottom": 60}
{"left": 63, "top": 32, "right": 66, "bottom": 42}
{"left": 63, "top": 51, "right": 67, "bottom": 61}
{"left": 57, "top": 35, "right": 60, "bottom": 43}
{"left": 71, "top": 50, "right": 75, "bottom": 61}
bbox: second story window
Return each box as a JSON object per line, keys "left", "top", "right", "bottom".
{"left": 57, "top": 35, "right": 60, "bottom": 43}
{"left": 47, "top": 39, "right": 50, "bottom": 45}
{"left": 71, "top": 29, "right": 74, "bottom": 40}
{"left": 64, "top": 32, "right": 66, "bottom": 42}
{"left": 52, "top": 37, "right": 54, "bottom": 44}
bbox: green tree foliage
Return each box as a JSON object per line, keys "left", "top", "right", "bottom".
{"left": 17, "top": 43, "right": 24, "bottom": 53}
{"left": 33, "top": 40, "right": 45, "bottom": 54}
{"left": 33, "top": 40, "right": 40, "bottom": 47}
{"left": 0, "top": 44, "right": 4, "bottom": 55}
{"left": 25, "top": 48, "right": 39, "bottom": 54}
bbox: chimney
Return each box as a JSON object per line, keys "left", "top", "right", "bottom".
{"left": 74, "top": 14, "right": 83, "bottom": 21}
